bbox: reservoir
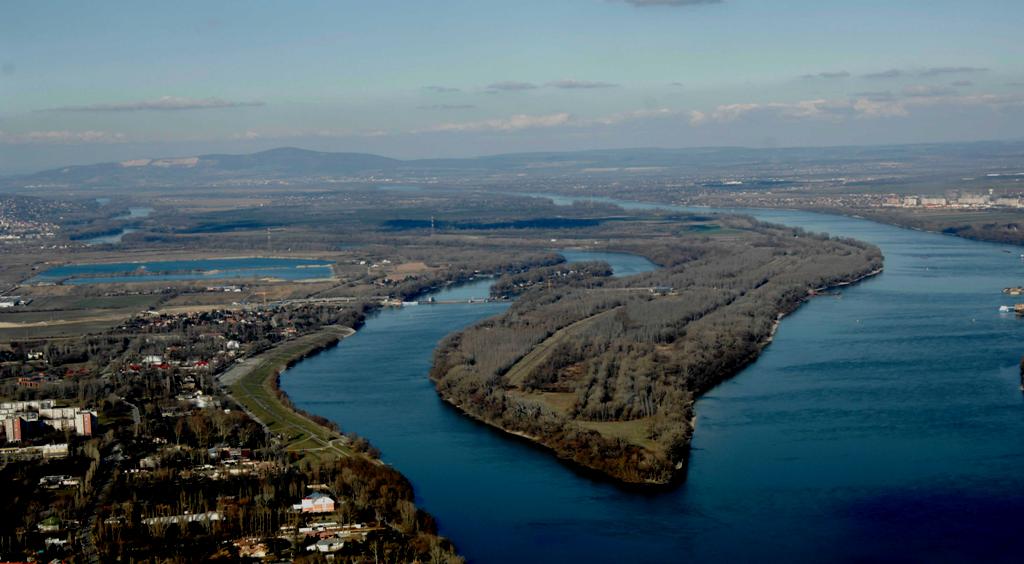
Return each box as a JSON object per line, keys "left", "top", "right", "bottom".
{"left": 281, "top": 206, "right": 1024, "bottom": 562}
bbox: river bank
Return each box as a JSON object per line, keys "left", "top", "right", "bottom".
{"left": 220, "top": 325, "right": 359, "bottom": 461}
{"left": 527, "top": 190, "right": 1024, "bottom": 249}
{"left": 216, "top": 324, "right": 465, "bottom": 562}
{"left": 718, "top": 201, "right": 1024, "bottom": 249}
{"left": 429, "top": 231, "right": 883, "bottom": 485}
{"left": 280, "top": 202, "right": 1024, "bottom": 563}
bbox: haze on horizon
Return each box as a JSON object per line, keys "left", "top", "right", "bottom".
{"left": 2, "top": 0, "right": 1024, "bottom": 174}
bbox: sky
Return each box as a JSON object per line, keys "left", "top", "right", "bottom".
{"left": 2, "top": 0, "right": 1024, "bottom": 173}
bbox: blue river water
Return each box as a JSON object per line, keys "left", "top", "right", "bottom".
{"left": 80, "top": 207, "right": 156, "bottom": 245}
{"left": 281, "top": 202, "right": 1024, "bottom": 563}
{"left": 31, "top": 257, "right": 333, "bottom": 285}
{"left": 116, "top": 206, "right": 154, "bottom": 219}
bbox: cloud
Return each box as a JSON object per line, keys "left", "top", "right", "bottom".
{"left": 416, "top": 104, "right": 477, "bottom": 110}
{"left": 901, "top": 84, "right": 956, "bottom": 98}
{"left": 690, "top": 97, "right": 908, "bottom": 125}
{"left": 919, "top": 66, "right": 988, "bottom": 77}
{"left": 410, "top": 89, "right": 1024, "bottom": 136}
{"left": 930, "top": 93, "right": 1024, "bottom": 109}
{"left": 588, "top": 107, "right": 678, "bottom": 125}
{"left": 696, "top": 100, "right": 861, "bottom": 123}
{"left": 614, "top": 0, "right": 723, "bottom": 6}
{"left": 852, "top": 90, "right": 896, "bottom": 101}
{"left": 951, "top": 80, "right": 974, "bottom": 87}
{"left": 863, "top": 66, "right": 989, "bottom": 80}
{"left": 418, "top": 107, "right": 686, "bottom": 133}
{"left": 547, "top": 79, "right": 619, "bottom": 89}
{"left": 230, "top": 128, "right": 390, "bottom": 140}
{"left": 872, "top": 92, "right": 1023, "bottom": 117}
{"left": 863, "top": 69, "right": 905, "bottom": 80}
{"left": 485, "top": 81, "right": 539, "bottom": 92}
{"left": 850, "top": 98, "right": 909, "bottom": 118}
{"left": 485, "top": 79, "right": 618, "bottom": 92}
{"left": 423, "top": 85, "right": 461, "bottom": 93}
{"left": 42, "top": 96, "right": 264, "bottom": 112}
{"left": 801, "top": 71, "right": 850, "bottom": 79}
{"left": 0, "top": 130, "right": 127, "bottom": 144}
{"left": 417, "top": 112, "right": 572, "bottom": 133}
{"left": 690, "top": 90, "right": 1024, "bottom": 126}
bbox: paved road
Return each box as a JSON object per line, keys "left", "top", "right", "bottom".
{"left": 77, "top": 444, "right": 123, "bottom": 563}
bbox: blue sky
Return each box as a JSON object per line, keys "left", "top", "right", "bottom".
{"left": 2, "top": 0, "right": 1024, "bottom": 172}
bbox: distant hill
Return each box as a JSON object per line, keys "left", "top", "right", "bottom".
{"left": 200, "top": 147, "right": 401, "bottom": 175}
{"left": 5, "top": 147, "right": 403, "bottom": 189}
{"left": 6, "top": 140, "right": 1024, "bottom": 191}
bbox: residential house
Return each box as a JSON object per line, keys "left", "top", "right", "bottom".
{"left": 295, "top": 492, "right": 336, "bottom": 514}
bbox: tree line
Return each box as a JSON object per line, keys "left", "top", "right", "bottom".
{"left": 431, "top": 216, "right": 883, "bottom": 484}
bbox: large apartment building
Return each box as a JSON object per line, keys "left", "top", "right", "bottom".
{"left": 0, "top": 400, "right": 96, "bottom": 442}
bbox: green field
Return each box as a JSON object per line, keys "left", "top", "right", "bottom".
{"left": 22, "top": 294, "right": 161, "bottom": 311}
{"left": 504, "top": 308, "right": 618, "bottom": 388}
{"left": 0, "top": 294, "right": 164, "bottom": 342}
{"left": 225, "top": 327, "right": 357, "bottom": 463}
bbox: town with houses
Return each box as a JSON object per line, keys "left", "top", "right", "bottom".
{"left": 1, "top": 145, "right": 1018, "bottom": 561}
{"left": 882, "top": 191, "right": 1024, "bottom": 209}
{"left": 0, "top": 196, "right": 69, "bottom": 243}
{"left": 0, "top": 290, "right": 450, "bottom": 561}
{"left": 1, "top": 399, "right": 96, "bottom": 443}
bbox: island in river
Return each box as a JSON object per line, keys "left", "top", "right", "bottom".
{"left": 430, "top": 214, "right": 883, "bottom": 484}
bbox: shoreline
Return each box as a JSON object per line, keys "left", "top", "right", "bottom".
{"left": 430, "top": 262, "right": 885, "bottom": 486}
{"left": 217, "top": 324, "right": 465, "bottom": 560}
{"left": 218, "top": 325, "right": 358, "bottom": 461}
{"left": 433, "top": 392, "right": 686, "bottom": 490}
{"left": 710, "top": 201, "right": 1024, "bottom": 250}
{"left": 263, "top": 251, "right": 885, "bottom": 488}
{"left": 534, "top": 190, "right": 1024, "bottom": 250}
{"left": 763, "top": 264, "right": 884, "bottom": 353}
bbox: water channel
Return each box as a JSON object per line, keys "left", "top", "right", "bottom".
{"left": 282, "top": 198, "right": 1024, "bottom": 562}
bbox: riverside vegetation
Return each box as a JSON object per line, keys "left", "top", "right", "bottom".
{"left": 431, "top": 215, "right": 883, "bottom": 484}
{"left": 0, "top": 178, "right": 884, "bottom": 557}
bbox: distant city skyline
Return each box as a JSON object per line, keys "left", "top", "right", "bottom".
{"left": 3, "top": 0, "right": 1024, "bottom": 173}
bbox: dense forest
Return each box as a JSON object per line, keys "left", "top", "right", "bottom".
{"left": 430, "top": 216, "right": 883, "bottom": 484}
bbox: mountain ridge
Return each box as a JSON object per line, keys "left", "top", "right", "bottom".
{"left": 6, "top": 139, "right": 1024, "bottom": 191}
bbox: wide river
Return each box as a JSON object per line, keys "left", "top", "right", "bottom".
{"left": 282, "top": 199, "right": 1024, "bottom": 562}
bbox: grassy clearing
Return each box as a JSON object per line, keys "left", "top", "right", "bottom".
{"left": 499, "top": 302, "right": 677, "bottom": 455}
{"left": 507, "top": 390, "right": 577, "bottom": 416}
{"left": 226, "top": 327, "right": 356, "bottom": 463}
{"left": 501, "top": 310, "right": 667, "bottom": 453}
{"left": 0, "top": 294, "right": 165, "bottom": 342}
{"left": 503, "top": 308, "right": 619, "bottom": 388}
{"left": 21, "top": 294, "right": 162, "bottom": 311}
{"left": 576, "top": 418, "right": 661, "bottom": 452}
{"left": 531, "top": 391, "right": 577, "bottom": 412}
{"left": 0, "top": 318, "right": 132, "bottom": 341}
{"left": 510, "top": 389, "right": 662, "bottom": 453}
